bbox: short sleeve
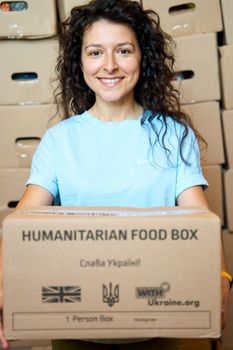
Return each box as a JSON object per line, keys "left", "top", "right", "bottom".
{"left": 176, "top": 128, "right": 208, "bottom": 199}
{"left": 26, "top": 129, "right": 58, "bottom": 198}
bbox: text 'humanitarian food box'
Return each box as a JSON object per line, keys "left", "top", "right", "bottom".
{"left": 2, "top": 206, "right": 221, "bottom": 340}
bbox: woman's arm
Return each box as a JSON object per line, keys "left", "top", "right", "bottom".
{"left": 16, "top": 184, "right": 54, "bottom": 208}
{"left": 0, "top": 184, "right": 53, "bottom": 349}
{"left": 177, "top": 185, "right": 230, "bottom": 330}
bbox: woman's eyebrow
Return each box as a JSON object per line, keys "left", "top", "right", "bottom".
{"left": 85, "top": 43, "right": 103, "bottom": 49}
{"left": 85, "top": 42, "right": 135, "bottom": 49}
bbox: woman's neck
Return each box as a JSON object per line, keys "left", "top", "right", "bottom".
{"left": 88, "top": 101, "right": 143, "bottom": 122}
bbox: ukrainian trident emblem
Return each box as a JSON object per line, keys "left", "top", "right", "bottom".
{"left": 103, "top": 282, "right": 119, "bottom": 307}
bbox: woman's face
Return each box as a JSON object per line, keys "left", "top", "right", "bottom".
{"left": 81, "top": 19, "right": 141, "bottom": 106}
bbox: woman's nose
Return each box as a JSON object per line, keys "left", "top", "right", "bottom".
{"left": 103, "top": 54, "right": 118, "bottom": 73}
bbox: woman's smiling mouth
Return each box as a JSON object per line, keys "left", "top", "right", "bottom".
{"left": 98, "top": 77, "right": 124, "bottom": 87}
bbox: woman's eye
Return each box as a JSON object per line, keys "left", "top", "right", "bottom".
{"left": 89, "top": 50, "right": 101, "bottom": 57}
{"left": 118, "top": 48, "right": 131, "bottom": 55}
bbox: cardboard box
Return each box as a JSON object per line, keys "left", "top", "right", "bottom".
{"left": 0, "top": 168, "right": 30, "bottom": 235}
{"left": 224, "top": 169, "right": 233, "bottom": 232}
{"left": 222, "top": 230, "right": 233, "bottom": 347}
{"left": 142, "top": 0, "right": 222, "bottom": 37}
{"left": 0, "top": 206, "right": 11, "bottom": 238}
{"left": 0, "top": 39, "right": 58, "bottom": 105}
{"left": 219, "top": 45, "right": 233, "bottom": 110}
{"left": 3, "top": 206, "right": 221, "bottom": 340}
{"left": 222, "top": 110, "right": 233, "bottom": 168}
{"left": 202, "top": 165, "right": 224, "bottom": 225}
{"left": 57, "top": 0, "right": 89, "bottom": 22}
{"left": 174, "top": 33, "right": 220, "bottom": 104}
{"left": 57, "top": 0, "right": 141, "bottom": 22}
{"left": 221, "top": 0, "right": 233, "bottom": 45}
{"left": 0, "top": 0, "right": 57, "bottom": 38}
{"left": 0, "top": 168, "right": 29, "bottom": 207}
{"left": 0, "top": 340, "right": 51, "bottom": 350}
{"left": 182, "top": 102, "right": 225, "bottom": 165}
{"left": 0, "top": 104, "right": 58, "bottom": 168}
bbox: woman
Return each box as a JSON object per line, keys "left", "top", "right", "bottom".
{"left": 0, "top": 0, "right": 231, "bottom": 348}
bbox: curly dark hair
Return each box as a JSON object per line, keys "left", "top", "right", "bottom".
{"left": 55, "top": 0, "right": 206, "bottom": 164}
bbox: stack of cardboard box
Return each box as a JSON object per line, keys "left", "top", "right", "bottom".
{"left": 0, "top": 1, "right": 59, "bottom": 234}
{"left": 143, "top": 0, "right": 224, "bottom": 224}
{"left": 219, "top": 1, "right": 233, "bottom": 349}
{"left": 0, "top": 1, "right": 59, "bottom": 349}
{"left": 220, "top": 0, "right": 233, "bottom": 233}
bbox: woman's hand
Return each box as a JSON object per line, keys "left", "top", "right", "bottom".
{"left": 221, "top": 276, "right": 231, "bottom": 329}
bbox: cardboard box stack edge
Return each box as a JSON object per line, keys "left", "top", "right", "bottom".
{"left": 219, "top": 0, "right": 233, "bottom": 244}
{"left": 0, "top": 2, "right": 59, "bottom": 349}
{"left": 0, "top": 0, "right": 60, "bottom": 239}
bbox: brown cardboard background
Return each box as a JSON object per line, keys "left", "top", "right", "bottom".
{"left": 0, "top": 168, "right": 30, "bottom": 235}
{"left": 0, "top": 104, "right": 59, "bottom": 168}
{"left": 219, "top": 45, "right": 233, "bottom": 110}
{"left": 182, "top": 102, "right": 225, "bottom": 165}
{"left": 221, "top": 0, "right": 233, "bottom": 45}
{"left": 202, "top": 165, "right": 223, "bottom": 225}
{"left": 57, "top": 0, "right": 90, "bottom": 22}
{"left": 222, "top": 110, "right": 233, "bottom": 168}
{"left": 224, "top": 169, "right": 233, "bottom": 232}
{"left": 174, "top": 33, "right": 220, "bottom": 104}
{"left": 0, "top": 39, "right": 58, "bottom": 105}
{"left": 142, "top": 0, "right": 222, "bottom": 37}
{"left": 0, "top": 0, "right": 57, "bottom": 38}
{"left": 0, "top": 168, "right": 29, "bottom": 206}
{"left": 0, "top": 340, "right": 51, "bottom": 350}
{"left": 57, "top": 0, "right": 140, "bottom": 22}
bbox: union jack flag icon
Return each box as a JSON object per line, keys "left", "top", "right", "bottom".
{"left": 42, "top": 286, "right": 81, "bottom": 303}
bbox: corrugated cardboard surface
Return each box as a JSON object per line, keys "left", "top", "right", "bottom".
{"left": 0, "top": 168, "right": 30, "bottom": 236}
{"left": 143, "top": 0, "right": 222, "bottom": 37}
{"left": 0, "top": 0, "right": 57, "bottom": 38}
{"left": 202, "top": 165, "right": 224, "bottom": 225}
{"left": 0, "top": 105, "right": 58, "bottom": 168}
{"left": 3, "top": 206, "right": 221, "bottom": 340}
{"left": 219, "top": 45, "right": 233, "bottom": 110}
{"left": 221, "top": 0, "right": 233, "bottom": 45}
{"left": 174, "top": 33, "right": 220, "bottom": 104}
{"left": 0, "top": 39, "right": 58, "bottom": 105}
{"left": 222, "top": 110, "right": 233, "bottom": 168}
{"left": 57, "top": 0, "right": 90, "bottom": 22}
{"left": 224, "top": 169, "right": 233, "bottom": 232}
{"left": 57, "top": 0, "right": 223, "bottom": 36}
{"left": 0, "top": 168, "right": 29, "bottom": 205}
{"left": 0, "top": 104, "right": 59, "bottom": 168}
{"left": 182, "top": 102, "right": 225, "bottom": 165}
{"left": 0, "top": 340, "right": 51, "bottom": 349}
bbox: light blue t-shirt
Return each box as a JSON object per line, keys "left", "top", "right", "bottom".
{"left": 27, "top": 111, "right": 207, "bottom": 206}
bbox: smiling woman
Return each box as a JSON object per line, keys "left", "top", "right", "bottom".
{"left": 81, "top": 20, "right": 141, "bottom": 116}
